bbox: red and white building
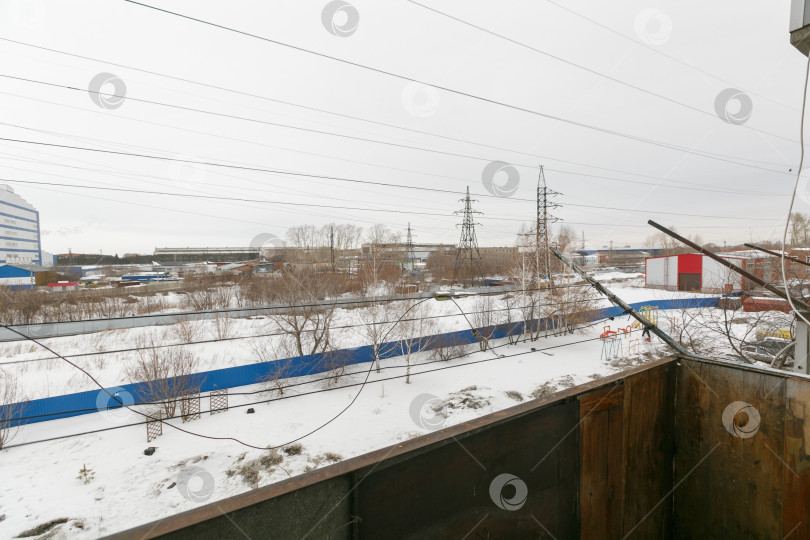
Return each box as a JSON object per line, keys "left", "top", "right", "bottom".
{"left": 645, "top": 251, "right": 793, "bottom": 293}
{"left": 645, "top": 253, "right": 743, "bottom": 293}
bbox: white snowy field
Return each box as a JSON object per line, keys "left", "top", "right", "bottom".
{"left": 0, "top": 272, "right": 736, "bottom": 538}
{"left": 0, "top": 322, "right": 663, "bottom": 539}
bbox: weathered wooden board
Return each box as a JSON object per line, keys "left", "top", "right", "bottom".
{"left": 621, "top": 362, "right": 675, "bottom": 539}
{"left": 675, "top": 359, "right": 785, "bottom": 540}
{"left": 781, "top": 378, "right": 810, "bottom": 539}
{"left": 579, "top": 382, "right": 624, "bottom": 540}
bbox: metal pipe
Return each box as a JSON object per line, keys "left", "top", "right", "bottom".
{"left": 550, "top": 247, "right": 701, "bottom": 359}
{"left": 744, "top": 243, "right": 810, "bottom": 269}
{"left": 647, "top": 220, "right": 810, "bottom": 312}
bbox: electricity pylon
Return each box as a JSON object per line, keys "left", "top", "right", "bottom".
{"left": 454, "top": 186, "right": 483, "bottom": 284}
{"left": 536, "top": 166, "right": 560, "bottom": 287}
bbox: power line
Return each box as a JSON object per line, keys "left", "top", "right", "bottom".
{"left": 0, "top": 38, "right": 794, "bottom": 189}
{"left": 5, "top": 324, "right": 624, "bottom": 447}
{"left": 116, "top": 0, "right": 797, "bottom": 173}
{"left": 3, "top": 70, "right": 795, "bottom": 181}
{"left": 407, "top": 0, "right": 801, "bottom": 147}
{"left": 6, "top": 36, "right": 786, "bottom": 183}
{"left": 542, "top": 0, "right": 800, "bottom": 115}
{"left": 1, "top": 291, "right": 596, "bottom": 366}
{"left": 0, "top": 86, "right": 789, "bottom": 199}
{"left": 0, "top": 111, "right": 787, "bottom": 201}
{"left": 13, "top": 319, "right": 612, "bottom": 423}
{"left": 0, "top": 141, "right": 782, "bottom": 221}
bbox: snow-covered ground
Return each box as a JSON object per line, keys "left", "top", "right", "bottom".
{"left": 0, "top": 272, "right": 733, "bottom": 538}
{"left": 0, "top": 273, "right": 713, "bottom": 400}
{"left": 0, "top": 326, "right": 663, "bottom": 538}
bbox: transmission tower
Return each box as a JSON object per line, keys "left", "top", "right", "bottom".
{"left": 536, "top": 166, "right": 560, "bottom": 287}
{"left": 404, "top": 222, "right": 416, "bottom": 272}
{"left": 454, "top": 186, "right": 483, "bottom": 284}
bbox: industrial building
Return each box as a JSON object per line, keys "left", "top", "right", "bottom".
{"left": 153, "top": 247, "right": 262, "bottom": 262}
{"left": 643, "top": 252, "right": 788, "bottom": 293}
{"left": 574, "top": 246, "right": 665, "bottom": 267}
{"left": 0, "top": 184, "right": 41, "bottom": 265}
{"left": 0, "top": 264, "right": 36, "bottom": 290}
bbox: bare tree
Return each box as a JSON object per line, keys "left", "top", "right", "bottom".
{"left": 0, "top": 367, "right": 24, "bottom": 450}
{"left": 358, "top": 225, "right": 402, "bottom": 371}
{"left": 252, "top": 337, "right": 297, "bottom": 395}
{"left": 270, "top": 271, "right": 337, "bottom": 357}
{"left": 431, "top": 332, "right": 471, "bottom": 361}
{"left": 210, "top": 313, "right": 236, "bottom": 340}
{"left": 396, "top": 299, "right": 437, "bottom": 383}
{"left": 126, "top": 335, "right": 202, "bottom": 419}
{"left": 357, "top": 300, "right": 398, "bottom": 373}
{"left": 539, "top": 281, "right": 599, "bottom": 337}
{"left": 470, "top": 295, "right": 498, "bottom": 352}
{"left": 502, "top": 293, "right": 524, "bottom": 345}
{"left": 790, "top": 212, "right": 810, "bottom": 248}
{"left": 319, "top": 347, "right": 353, "bottom": 386}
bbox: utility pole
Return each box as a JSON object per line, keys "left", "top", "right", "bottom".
{"left": 454, "top": 186, "right": 483, "bottom": 285}
{"left": 536, "top": 166, "right": 559, "bottom": 287}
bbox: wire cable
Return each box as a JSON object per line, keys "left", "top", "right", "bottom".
{"left": 1, "top": 294, "right": 597, "bottom": 365}
{"left": 407, "top": 0, "right": 801, "bottom": 147}
{"left": 542, "top": 0, "right": 799, "bottom": 115}
{"left": 2, "top": 36, "right": 794, "bottom": 179}
{"left": 781, "top": 54, "right": 810, "bottom": 330}
{"left": 116, "top": 0, "right": 797, "bottom": 174}
{"left": 0, "top": 282, "right": 591, "bottom": 332}
{"left": 5, "top": 324, "right": 625, "bottom": 447}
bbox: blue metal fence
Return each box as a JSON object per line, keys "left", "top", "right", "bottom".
{"left": 7, "top": 297, "right": 720, "bottom": 426}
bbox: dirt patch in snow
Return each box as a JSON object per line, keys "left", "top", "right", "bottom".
{"left": 16, "top": 517, "right": 69, "bottom": 538}
{"left": 226, "top": 449, "right": 285, "bottom": 489}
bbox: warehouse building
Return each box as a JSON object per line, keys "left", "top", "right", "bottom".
{"left": 645, "top": 253, "right": 745, "bottom": 293}
{"left": 0, "top": 264, "right": 36, "bottom": 290}
{"left": 0, "top": 184, "right": 41, "bottom": 265}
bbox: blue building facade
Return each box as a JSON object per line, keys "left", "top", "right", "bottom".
{"left": 0, "top": 184, "right": 41, "bottom": 265}
{"left": 0, "top": 264, "right": 36, "bottom": 290}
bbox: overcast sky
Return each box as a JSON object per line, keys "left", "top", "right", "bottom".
{"left": 0, "top": 0, "right": 807, "bottom": 255}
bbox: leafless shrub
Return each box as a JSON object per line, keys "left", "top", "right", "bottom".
{"left": 126, "top": 335, "right": 201, "bottom": 419}
{"left": 538, "top": 284, "right": 600, "bottom": 337}
{"left": 252, "top": 337, "right": 297, "bottom": 395}
{"left": 471, "top": 296, "right": 499, "bottom": 352}
{"left": 320, "top": 348, "right": 353, "bottom": 386}
{"left": 209, "top": 313, "right": 236, "bottom": 340}
{"left": 172, "top": 318, "right": 202, "bottom": 344}
{"left": 0, "top": 367, "right": 25, "bottom": 450}
{"left": 431, "top": 333, "right": 471, "bottom": 362}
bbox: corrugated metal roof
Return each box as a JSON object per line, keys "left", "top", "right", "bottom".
{"left": 0, "top": 264, "right": 35, "bottom": 278}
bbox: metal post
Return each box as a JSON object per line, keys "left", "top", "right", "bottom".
{"left": 648, "top": 220, "right": 810, "bottom": 312}
{"left": 551, "top": 247, "right": 703, "bottom": 359}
